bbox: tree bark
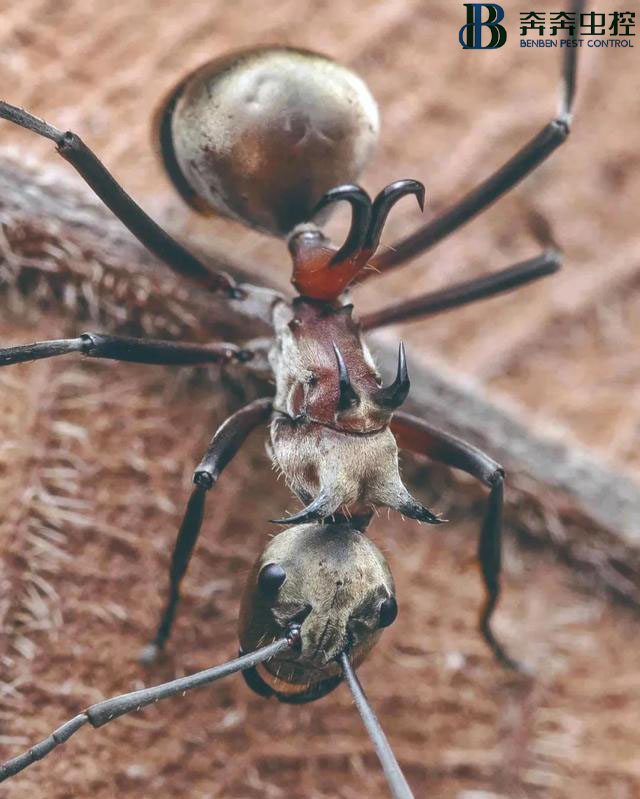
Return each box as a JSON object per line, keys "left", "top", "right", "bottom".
{"left": 1, "top": 155, "right": 639, "bottom": 604}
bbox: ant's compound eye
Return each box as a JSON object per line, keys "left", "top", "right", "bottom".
{"left": 258, "top": 563, "right": 287, "bottom": 597}
{"left": 378, "top": 596, "right": 398, "bottom": 628}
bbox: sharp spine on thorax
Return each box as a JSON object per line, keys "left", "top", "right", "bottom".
{"left": 267, "top": 297, "right": 440, "bottom": 525}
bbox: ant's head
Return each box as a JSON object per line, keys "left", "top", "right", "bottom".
{"left": 155, "top": 46, "right": 379, "bottom": 236}
{"left": 239, "top": 523, "right": 397, "bottom": 702}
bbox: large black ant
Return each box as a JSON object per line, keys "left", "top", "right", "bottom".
{"left": 0, "top": 10, "right": 582, "bottom": 797}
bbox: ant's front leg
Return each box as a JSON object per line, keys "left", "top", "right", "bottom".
{"left": 391, "top": 411, "right": 520, "bottom": 671}
{"left": 142, "top": 397, "right": 272, "bottom": 663}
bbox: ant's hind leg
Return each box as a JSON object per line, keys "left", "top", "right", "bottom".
{"left": 141, "top": 398, "right": 272, "bottom": 663}
{"left": 357, "top": 0, "right": 584, "bottom": 281}
{"left": 0, "top": 101, "right": 240, "bottom": 296}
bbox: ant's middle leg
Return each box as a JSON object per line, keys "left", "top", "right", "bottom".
{"left": 0, "top": 332, "right": 254, "bottom": 367}
{"left": 360, "top": 249, "right": 561, "bottom": 330}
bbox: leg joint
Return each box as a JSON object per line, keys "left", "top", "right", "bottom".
{"left": 57, "top": 130, "right": 83, "bottom": 155}
{"left": 79, "top": 332, "right": 101, "bottom": 353}
{"left": 552, "top": 115, "right": 571, "bottom": 139}
{"left": 487, "top": 467, "right": 505, "bottom": 489}
{"left": 193, "top": 471, "right": 215, "bottom": 490}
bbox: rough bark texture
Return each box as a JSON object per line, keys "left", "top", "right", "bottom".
{"left": 1, "top": 157, "right": 640, "bottom": 799}
{"left": 1, "top": 1, "right": 639, "bottom": 797}
{"left": 2, "top": 158, "right": 638, "bottom": 603}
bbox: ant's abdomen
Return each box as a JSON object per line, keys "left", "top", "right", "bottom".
{"left": 154, "top": 46, "right": 379, "bottom": 236}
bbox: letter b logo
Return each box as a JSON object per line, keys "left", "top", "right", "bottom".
{"left": 459, "top": 4, "right": 507, "bottom": 49}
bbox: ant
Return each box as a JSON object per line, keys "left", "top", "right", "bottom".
{"left": 0, "top": 11, "right": 582, "bottom": 797}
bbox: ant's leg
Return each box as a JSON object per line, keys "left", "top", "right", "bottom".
{"left": 357, "top": 0, "right": 583, "bottom": 282}
{"left": 142, "top": 397, "right": 272, "bottom": 662}
{"left": 0, "top": 332, "right": 254, "bottom": 367}
{"left": 391, "top": 411, "right": 519, "bottom": 670}
{"left": 360, "top": 249, "right": 560, "bottom": 330}
{"left": 0, "top": 102, "right": 241, "bottom": 298}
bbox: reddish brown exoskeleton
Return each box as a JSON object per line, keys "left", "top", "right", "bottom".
{"left": 0, "top": 21, "right": 583, "bottom": 796}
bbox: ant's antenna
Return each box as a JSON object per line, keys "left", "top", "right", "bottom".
{"left": 339, "top": 652, "right": 415, "bottom": 799}
{"left": 0, "top": 635, "right": 297, "bottom": 782}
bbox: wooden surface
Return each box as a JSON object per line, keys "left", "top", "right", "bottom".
{"left": 1, "top": 0, "right": 638, "bottom": 472}
{"left": 0, "top": 1, "right": 639, "bottom": 797}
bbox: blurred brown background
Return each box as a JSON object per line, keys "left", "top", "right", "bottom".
{"left": 0, "top": 0, "right": 639, "bottom": 797}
